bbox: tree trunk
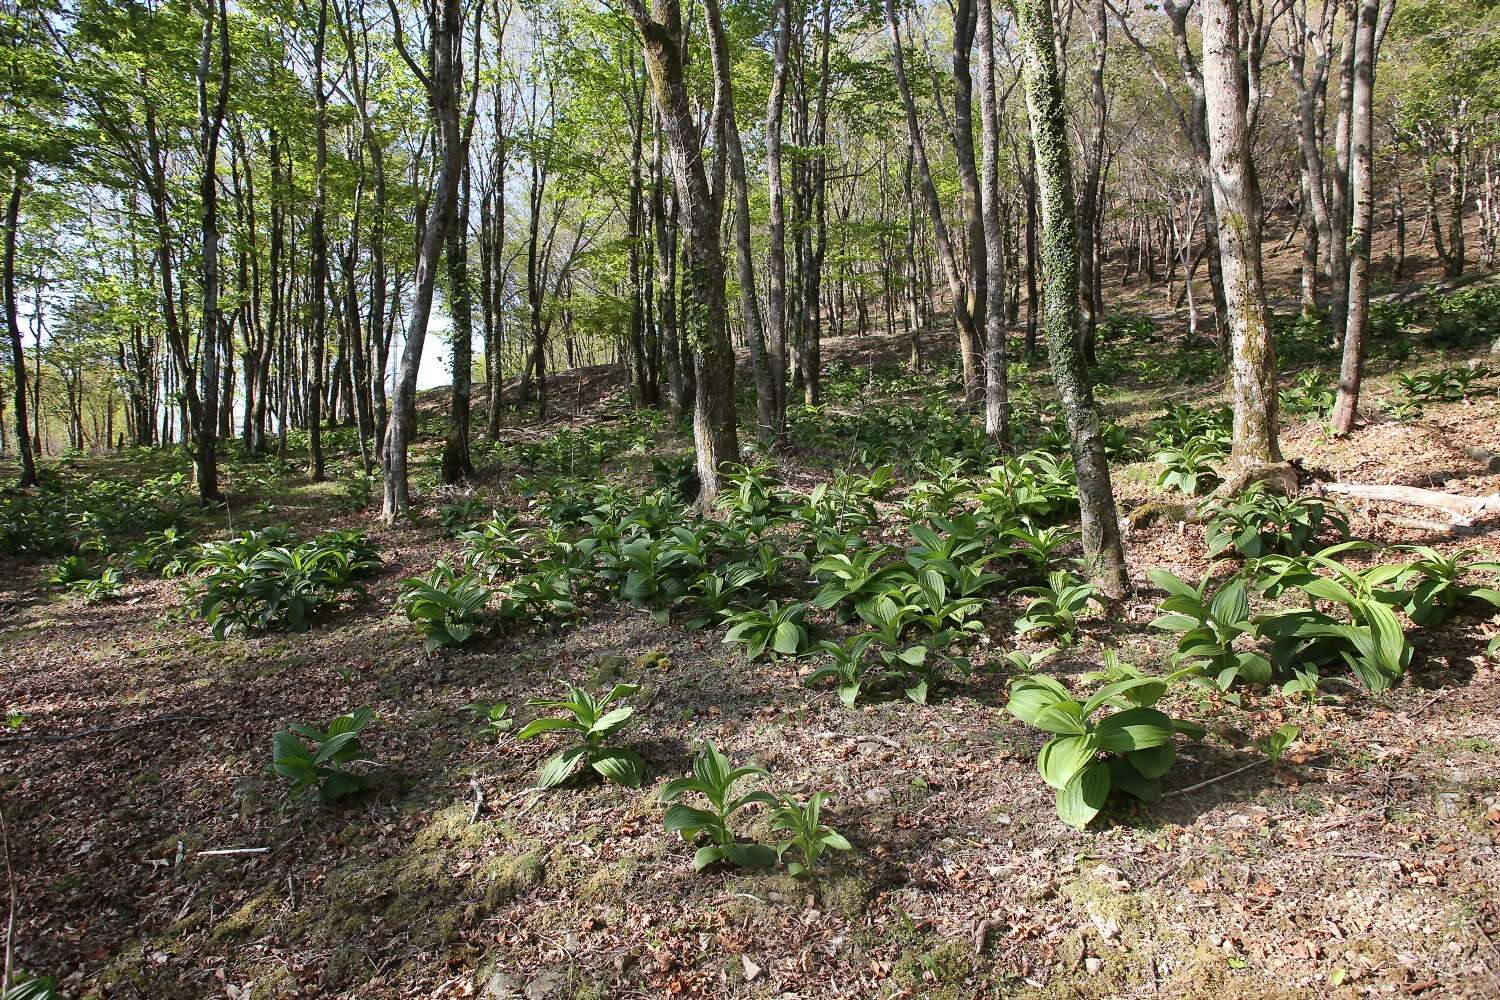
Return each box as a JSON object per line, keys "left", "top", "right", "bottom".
{"left": 382, "top": 0, "right": 466, "bottom": 523}
{"left": 3, "top": 168, "right": 36, "bottom": 488}
{"left": 950, "top": 0, "right": 986, "bottom": 405}
{"left": 975, "top": 0, "right": 1009, "bottom": 445}
{"left": 1328, "top": 0, "right": 1357, "bottom": 337}
{"left": 1201, "top": 0, "right": 1287, "bottom": 483}
{"left": 307, "top": 0, "right": 329, "bottom": 482}
{"left": 885, "top": 0, "right": 981, "bottom": 394}
{"left": 765, "top": 0, "right": 791, "bottom": 431}
{"left": 1014, "top": 0, "right": 1129, "bottom": 598}
{"left": 194, "top": 0, "right": 229, "bottom": 502}
{"left": 627, "top": 0, "right": 740, "bottom": 503}
{"left": 1330, "top": 0, "right": 1386, "bottom": 435}
{"left": 442, "top": 160, "right": 475, "bottom": 482}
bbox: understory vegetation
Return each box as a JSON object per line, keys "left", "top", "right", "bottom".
{"left": 5, "top": 0, "right": 1500, "bottom": 995}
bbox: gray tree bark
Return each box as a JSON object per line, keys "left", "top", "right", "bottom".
{"left": 625, "top": 0, "right": 740, "bottom": 503}
{"left": 381, "top": 0, "right": 466, "bottom": 522}
{"left": 1331, "top": 0, "right": 1393, "bottom": 434}
{"left": 975, "top": 0, "right": 1008, "bottom": 445}
{"left": 1014, "top": 0, "right": 1129, "bottom": 597}
{"left": 1201, "top": 0, "right": 1288, "bottom": 484}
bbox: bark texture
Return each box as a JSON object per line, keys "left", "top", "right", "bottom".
{"left": 1014, "top": 0, "right": 1129, "bottom": 597}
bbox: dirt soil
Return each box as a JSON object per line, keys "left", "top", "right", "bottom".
{"left": 5, "top": 283, "right": 1500, "bottom": 1000}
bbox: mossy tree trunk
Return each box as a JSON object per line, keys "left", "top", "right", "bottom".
{"left": 626, "top": 0, "right": 739, "bottom": 503}
{"left": 1014, "top": 0, "right": 1129, "bottom": 598}
{"left": 441, "top": 161, "right": 475, "bottom": 482}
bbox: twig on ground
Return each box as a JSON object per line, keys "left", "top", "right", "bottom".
{"left": 2, "top": 797, "right": 16, "bottom": 995}
{"left": 1410, "top": 689, "right": 1449, "bottom": 718}
{"left": 469, "top": 778, "right": 485, "bottom": 823}
{"left": 973, "top": 918, "right": 993, "bottom": 954}
{"left": 1162, "top": 759, "right": 1265, "bottom": 799}
{"left": 196, "top": 847, "right": 270, "bottom": 858}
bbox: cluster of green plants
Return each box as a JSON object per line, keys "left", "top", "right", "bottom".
{"left": 1148, "top": 539, "right": 1499, "bottom": 698}
{"left": 786, "top": 397, "right": 996, "bottom": 471}
{"left": 191, "top": 528, "right": 382, "bottom": 638}
{"left": 663, "top": 741, "right": 850, "bottom": 876}
{"left": 45, "top": 556, "right": 124, "bottom": 602}
{"left": 1007, "top": 662, "right": 1205, "bottom": 828}
{"left": 0, "top": 467, "right": 191, "bottom": 557}
{"left": 1144, "top": 403, "right": 1231, "bottom": 497}
{"left": 1426, "top": 283, "right": 1500, "bottom": 346}
{"left": 273, "top": 707, "right": 375, "bottom": 802}
{"left": 515, "top": 682, "right": 647, "bottom": 788}
{"left": 1279, "top": 369, "right": 1335, "bottom": 417}
{"left": 1394, "top": 364, "right": 1493, "bottom": 404}
{"left": 1203, "top": 483, "right": 1349, "bottom": 558}
{"left": 399, "top": 562, "right": 492, "bottom": 651}
{"left": 487, "top": 409, "right": 668, "bottom": 481}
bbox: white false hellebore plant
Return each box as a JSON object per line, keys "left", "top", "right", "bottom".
{"left": 515, "top": 682, "right": 647, "bottom": 789}
{"left": 1006, "top": 674, "right": 1203, "bottom": 829}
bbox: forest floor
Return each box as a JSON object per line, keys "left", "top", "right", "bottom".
{"left": 5, "top": 272, "right": 1500, "bottom": 999}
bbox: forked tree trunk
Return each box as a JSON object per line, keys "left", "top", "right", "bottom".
{"left": 1014, "top": 0, "right": 1129, "bottom": 598}
{"left": 1201, "top": 0, "right": 1289, "bottom": 486}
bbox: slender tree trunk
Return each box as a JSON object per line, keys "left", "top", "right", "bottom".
{"left": 194, "top": 0, "right": 229, "bottom": 501}
{"left": 1331, "top": 0, "right": 1387, "bottom": 435}
{"left": 307, "top": 0, "right": 329, "bottom": 482}
{"left": 1201, "top": 0, "right": 1288, "bottom": 483}
{"left": 1328, "top": 0, "right": 1357, "bottom": 337}
{"left": 976, "top": 0, "right": 1008, "bottom": 445}
{"left": 765, "top": 0, "right": 791, "bottom": 432}
{"left": 950, "top": 0, "right": 986, "bottom": 405}
{"left": 442, "top": 160, "right": 475, "bottom": 481}
{"left": 3, "top": 168, "right": 35, "bottom": 488}
{"left": 627, "top": 0, "right": 740, "bottom": 502}
{"left": 885, "top": 0, "right": 981, "bottom": 392}
{"left": 721, "top": 92, "right": 775, "bottom": 438}
{"left": 382, "top": 0, "right": 466, "bottom": 522}
{"left": 1014, "top": 0, "right": 1128, "bottom": 597}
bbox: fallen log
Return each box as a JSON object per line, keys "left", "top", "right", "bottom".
{"left": 1309, "top": 481, "right": 1500, "bottom": 524}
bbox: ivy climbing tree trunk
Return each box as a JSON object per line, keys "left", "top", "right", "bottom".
{"left": 625, "top": 0, "right": 739, "bottom": 503}
{"left": 1201, "top": 0, "right": 1292, "bottom": 489}
{"left": 442, "top": 160, "right": 475, "bottom": 481}
{"left": 1014, "top": 0, "right": 1128, "bottom": 598}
